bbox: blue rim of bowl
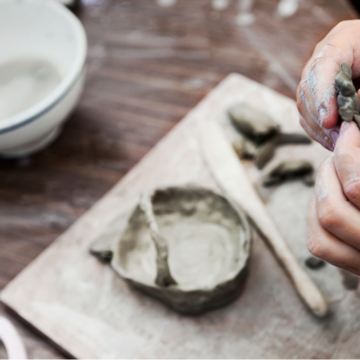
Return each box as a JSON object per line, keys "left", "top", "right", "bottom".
{"left": 0, "top": 68, "right": 84, "bottom": 135}
{"left": 0, "top": 0, "right": 87, "bottom": 135}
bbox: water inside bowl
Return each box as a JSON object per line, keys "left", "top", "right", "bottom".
{"left": 0, "top": 58, "right": 62, "bottom": 121}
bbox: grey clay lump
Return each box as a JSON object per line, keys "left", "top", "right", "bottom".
{"left": 228, "top": 103, "right": 280, "bottom": 143}
{"left": 305, "top": 256, "right": 325, "bottom": 270}
{"left": 90, "top": 186, "right": 252, "bottom": 315}
{"left": 262, "top": 160, "right": 314, "bottom": 187}
{"left": 90, "top": 235, "right": 114, "bottom": 262}
{"left": 335, "top": 62, "right": 360, "bottom": 127}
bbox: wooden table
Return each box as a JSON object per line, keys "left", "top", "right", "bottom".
{"left": 0, "top": 0, "right": 356, "bottom": 358}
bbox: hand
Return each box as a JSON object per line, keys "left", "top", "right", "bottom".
{"left": 296, "top": 20, "right": 360, "bottom": 151}
{"left": 307, "top": 121, "right": 360, "bottom": 275}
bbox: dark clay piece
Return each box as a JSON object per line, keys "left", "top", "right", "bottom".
{"left": 340, "top": 269, "right": 359, "bottom": 290}
{"left": 305, "top": 256, "right": 325, "bottom": 270}
{"left": 228, "top": 103, "right": 280, "bottom": 143}
{"left": 335, "top": 62, "right": 360, "bottom": 127}
{"left": 262, "top": 160, "right": 314, "bottom": 187}
{"left": 255, "top": 133, "right": 311, "bottom": 169}
{"left": 90, "top": 237, "right": 114, "bottom": 263}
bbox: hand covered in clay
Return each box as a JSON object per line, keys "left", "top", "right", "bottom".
{"left": 296, "top": 20, "right": 360, "bottom": 151}
{"left": 307, "top": 121, "right": 360, "bottom": 275}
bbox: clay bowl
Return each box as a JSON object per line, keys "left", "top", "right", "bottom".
{"left": 98, "top": 186, "right": 251, "bottom": 314}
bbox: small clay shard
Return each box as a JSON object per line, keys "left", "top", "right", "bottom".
{"left": 90, "top": 186, "right": 252, "bottom": 315}
{"left": 340, "top": 269, "right": 359, "bottom": 290}
{"left": 255, "top": 133, "right": 311, "bottom": 169}
{"left": 228, "top": 103, "right": 280, "bottom": 143}
{"left": 232, "top": 137, "right": 258, "bottom": 160}
{"left": 335, "top": 62, "right": 360, "bottom": 127}
{"left": 354, "top": 114, "right": 360, "bottom": 127}
{"left": 305, "top": 256, "right": 325, "bottom": 270}
{"left": 262, "top": 160, "right": 314, "bottom": 187}
{"left": 90, "top": 237, "right": 114, "bottom": 263}
{"left": 302, "top": 173, "right": 315, "bottom": 187}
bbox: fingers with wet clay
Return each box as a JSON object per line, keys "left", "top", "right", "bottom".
{"left": 334, "top": 121, "right": 360, "bottom": 209}
{"left": 297, "top": 20, "right": 360, "bottom": 150}
{"left": 297, "top": 45, "right": 342, "bottom": 150}
{"left": 307, "top": 195, "right": 360, "bottom": 276}
{"left": 299, "top": 112, "right": 339, "bottom": 151}
{"left": 303, "top": 43, "right": 351, "bottom": 128}
{"left": 315, "top": 155, "right": 360, "bottom": 251}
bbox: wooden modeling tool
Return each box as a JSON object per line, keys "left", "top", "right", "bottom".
{"left": 199, "top": 120, "right": 328, "bottom": 318}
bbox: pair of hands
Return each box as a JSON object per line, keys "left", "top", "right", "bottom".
{"left": 297, "top": 20, "right": 360, "bottom": 275}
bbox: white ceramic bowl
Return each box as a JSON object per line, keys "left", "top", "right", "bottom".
{"left": 0, "top": 0, "right": 87, "bottom": 158}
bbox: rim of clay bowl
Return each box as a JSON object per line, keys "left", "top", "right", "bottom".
{"left": 0, "top": 0, "right": 87, "bottom": 134}
{"left": 112, "top": 186, "right": 252, "bottom": 292}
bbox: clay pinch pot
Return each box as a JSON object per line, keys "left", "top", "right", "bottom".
{"left": 91, "top": 186, "right": 252, "bottom": 315}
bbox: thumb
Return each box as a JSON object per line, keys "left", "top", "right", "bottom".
{"left": 334, "top": 121, "right": 360, "bottom": 209}
{"left": 336, "top": 121, "right": 360, "bottom": 150}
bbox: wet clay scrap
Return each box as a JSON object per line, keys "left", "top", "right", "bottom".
{"left": 335, "top": 62, "right": 360, "bottom": 127}
{"left": 228, "top": 103, "right": 311, "bottom": 169}
{"left": 262, "top": 160, "right": 314, "bottom": 187}
{"left": 91, "top": 186, "right": 252, "bottom": 314}
{"left": 228, "top": 103, "right": 280, "bottom": 144}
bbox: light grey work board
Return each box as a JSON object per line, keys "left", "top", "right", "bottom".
{"left": 2, "top": 74, "right": 359, "bottom": 359}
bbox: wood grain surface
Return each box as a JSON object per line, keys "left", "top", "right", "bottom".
{"left": 0, "top": 0, "right": 356, "bottom": 358}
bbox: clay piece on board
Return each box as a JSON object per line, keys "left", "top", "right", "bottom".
{"left": 255, "top": 133, "right": 311, "bottom": 169}
{"left": 335, "top": 62, "right": 360, "bottom": 127}
{"left": 232, "top": 133, "right": 311, "bottom": 165}
{"left": 232, "top": 137, "right": 258, "bottom": 160}
{"left": 262, "top": 160, "right": 314, "bottom": 187}
{"left": 90, "top": 236, "right": 115, "bottom": 263}
{"left": 228, "top": 103, "right": 280, "bottom": 143}
{"left": 90, "top": 186, "right": 252, "bottom": 315}
{"left": 227, "top": 103, "right": 311, "bottom": 167}
{"left": 305, "top": 256, "right": 325, "bottom": 270}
